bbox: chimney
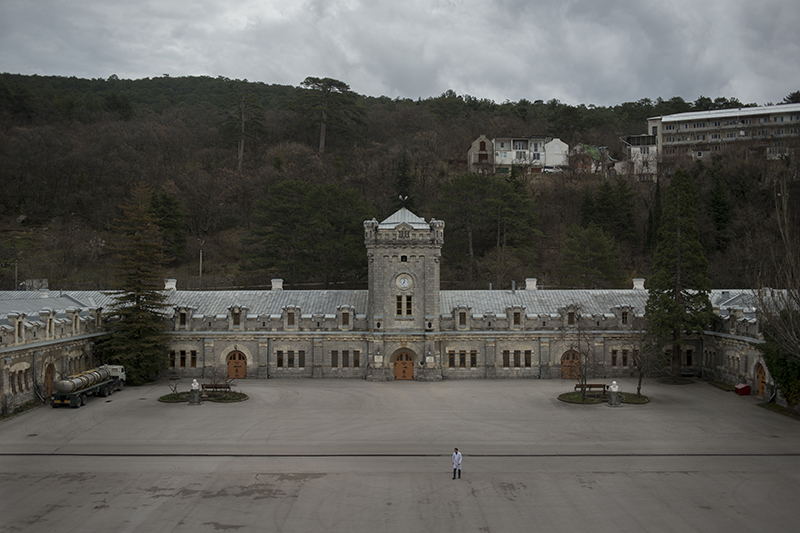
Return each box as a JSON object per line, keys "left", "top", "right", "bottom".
{"left": 164, "top": 279, "right": 177, "bottom": 291}
{"left": 525, "top": 278, "right": 538, "bottom": 290}
{"left": 271, "top": 279, "right": 284, "bottom": 291}
{"left": 39, "top": 289, "right": 50, "bottom": 298}
{"left": 632, "top": 278, "right": 645, "bottom": 290}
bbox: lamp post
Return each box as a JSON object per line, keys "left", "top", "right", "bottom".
{"left": 198, "top": 239, "right": 205, "bottom": 290}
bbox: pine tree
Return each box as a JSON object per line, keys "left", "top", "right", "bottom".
{"left": 559, "top": 223, "right": 623, "bottom": 288}
{"left": 97, "top": 183, "right": 171, "bottom": 385}
{"left": 645, "top": 169, "right": 713, "bottom": 376}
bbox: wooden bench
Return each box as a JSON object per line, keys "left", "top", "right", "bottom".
{"left": 202, "top": 383, "right": 231, "bottom": 392}
{"left": 574, "top": 383, "right": 608, "bottom": 394}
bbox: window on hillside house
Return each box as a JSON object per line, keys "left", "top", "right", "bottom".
{"left": 479, "top": 141, "right": 486, "bottom": 151}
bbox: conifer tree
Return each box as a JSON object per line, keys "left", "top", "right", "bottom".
{"left": 645, "top": 169, "right": 713, "bottom": 376}
{"left": 98, "top": 183, "right": 171, "bottom": 385}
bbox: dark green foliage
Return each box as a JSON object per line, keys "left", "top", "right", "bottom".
{"left": 98, "top": 184, "right": 171, "bottom": 385}
{"left": 558, "top": 223, "right": 623, "bottom": 288}
{"left": 646, "top": 180, "right": 663, "bottom": 253}
{"left": 436, "top": 173, "right": 538, "bottom": 287}
{"left": 783, "top": 91, "right": 800, "bottom": 104}
{"left": 760, "top": 319, "right": 800, "bottom": 407}
{"left": 296, "top": 77, "right": 364, "bottom": 156}
{"left": 705, "top": 159, "right": 732, "bottom": 251}
{"left": 245, "top": 181, "right": 375, "bottom": 288}
{"left": 581, "top": 177, "right": 636, "bottom": 244}
{"left": 149, "top": 189, "right": 186, "bottom": 260}
{"left": 645, "top": 169, "right": 713, "bottom": 376}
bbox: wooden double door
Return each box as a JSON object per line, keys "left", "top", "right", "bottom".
{"left": 227, "top": 351, "right": 247, "bottom": 379}
{"left": 394, "top": 353, "right": 414, "bottom": 380}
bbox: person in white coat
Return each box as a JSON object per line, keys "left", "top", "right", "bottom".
{"left": 452, "top": 448, "right": 462, "bottom": 479}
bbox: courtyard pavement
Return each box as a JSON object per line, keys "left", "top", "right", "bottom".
{"left": 1, "top": 377, "right": 799, "bottom": 532}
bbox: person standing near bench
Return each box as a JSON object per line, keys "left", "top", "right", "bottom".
{"left": 452, "top": 448, "right": 462, "bottom": 479}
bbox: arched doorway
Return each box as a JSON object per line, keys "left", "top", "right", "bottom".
{"left": 45, "top": 364, "right": 55, "bottom": 396}
{"left": 561, "top": 351, "right": 580, "bottom": 379}
{"left": 227, "top": 351, "right": 247, "bottom": 379}
{"left": 394, "top": 352, "right": 414, "bottom": 380}
{"left": 755, "top": 363, "right": 766, "bottom": 398}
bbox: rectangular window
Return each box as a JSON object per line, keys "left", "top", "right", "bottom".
{"left": 179, "top": 312, "right": 186, "bottom": 326}
{"left": 459, "top": 312, "right": 467, "bottom": 327}
{"left": 686, "top": 349, "right": 693, "bottom": 367}
{"left": 470, "top": 351, "right": 477, "bottom": 368}
{"left": 524, "top": 350, "right": 532, "bottom": 367}
{"left": 233, "top": 312, "right": 240, "bottom": 326}
{"left": 515, "top": 150, "right": 526, "bottom": 160}
{"left": 459, "top": 351, "right": 466, "bottom": 368}
{"left": 288, "top": 350, "right": 295, "bottom": 368}
{"left": 622, "top": 312, "right": 628, "bottom": 325}
{"left": 568, "top": 312, "right": 575, "bottom": 325}
{"left": 513, "top": 312, "right": 521, "bottom": 326}
{"left": 287, "top": 312, "right": 295, "bottom": 326}
{"left": 169, "top": 350, "right": 175, "bottom": 368}
{"left": 396, "top": 296, "right": 403, "bottom": 316}
{"left": 190, "top": 351, "right": 197, "bottom": 368}
{"left": 622, "top": 350, "right": 628, "bottom": 367}
{"left": 448, "top": 351, "right": 455, "bottom": 368}
{"left": 342, "top": 313, "right": 349, "bottom": 326}
{"left": 406, "top": 296, "right": 412, "bottom": 316}
{"left": 503, "top": 350, "right": 510, "bottom": 368}
{"left": 180, "top": 350, "right": 186, "bottom": 368}
{"left": 331, "top": 351, "right": 338, "bottom": 368}
{"left": 353, "top": 350, "right": 360, "bottom": 367}
{"left": 342, "top": 350, "right": 349, "bottom": 368}
{"left": 611, "top": 350, "right": 618, "bottom": 367}
{"left": 277, "top": 351, "right": 284, "bottom": 368}
{"left": 513, "top": 140, "right": 526, "bottom": 150}
{"left": 299, "top": 351, "right": 306, "bottom": 368}
{"left": 514, "top": 350, "right": 520, "bottom": 368}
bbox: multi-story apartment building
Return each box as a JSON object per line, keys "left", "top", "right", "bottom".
{"left": 467, "top": 135, "right": 568, "bottom": 174}
{"left": 648, "top": 103, "right": 800, "bottom": 163}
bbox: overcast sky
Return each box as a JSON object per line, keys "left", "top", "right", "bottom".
{"left": 2, "top": 0, "right": 799, "bottom": 106}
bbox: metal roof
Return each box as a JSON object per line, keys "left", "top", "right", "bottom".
{"left": 377, "top": 208, "right": 431, "bottom": 230}
{"left": 649, "top": 103, "right": 800, "bottom": 123}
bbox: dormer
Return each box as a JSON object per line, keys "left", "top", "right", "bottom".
{"left": 338, "top": 305, "right": 355, "bottom": 331}
{"left": 228, "top": 305, "right": 248, "bottom": 330}
{"left": 174, "top": 306, "right": 194, "bottom": 331}
{"left": 454, "top": 305, "right": 471, "bottom": 331}
{"left": 507, "top": 306, "right": 526, "bottom": 331}
{"left": 38, "top": 309, "right": 56, "bottom": 339}
{"left": 8, "top": 312, "right": 25, "bottom": 344}
{"left": 65, "top": 308, "right": 81, "bottom": 335}
{"left": 560, "top": 304, "right": 581, "bottom": 328}
{"left": 283, "top": 305, "right": 300, "bottom": 330}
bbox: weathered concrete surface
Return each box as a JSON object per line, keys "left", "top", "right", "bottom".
{"left": 1, "top": 378, "right": 799, "bottom": 532}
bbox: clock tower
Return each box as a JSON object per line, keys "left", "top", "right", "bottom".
{"left": 363, "top": 208, "right": 444, "bottom": 333}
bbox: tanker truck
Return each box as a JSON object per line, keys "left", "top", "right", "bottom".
{"left": 50, "top": 365, "right": 126, "bottom": 408}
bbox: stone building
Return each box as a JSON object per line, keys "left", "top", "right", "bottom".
{"left": 1, "top": 208, "right": 776, "bottom": 413}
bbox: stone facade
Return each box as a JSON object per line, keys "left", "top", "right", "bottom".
{"left": 0, "top": 209, "right": 778, "bottom": 414}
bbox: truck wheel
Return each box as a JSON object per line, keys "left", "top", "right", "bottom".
{"left": 80, "top": 394, "right": 87, "bottom": 406}
{"left": 71, "top": 397, "right": 80, "bottom": 408}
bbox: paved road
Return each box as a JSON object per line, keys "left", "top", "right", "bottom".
{"left": 1, "top": 378, "right": 799, "bottom": 532}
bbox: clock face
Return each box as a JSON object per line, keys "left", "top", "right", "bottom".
{"left": 396, "top": 275, "right": 412, "bottom": 289}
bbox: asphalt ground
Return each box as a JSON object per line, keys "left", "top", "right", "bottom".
{"left": 1, "top": 378, "right": 799, "bottom": 532}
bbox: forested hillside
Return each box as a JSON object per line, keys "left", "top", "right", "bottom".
{"left": 0, "top": 73, "right": 796, "bottom": 291}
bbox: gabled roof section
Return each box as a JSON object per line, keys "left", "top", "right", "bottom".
{"left": 378, "top": 208, "right": 430, "bottom": 230}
